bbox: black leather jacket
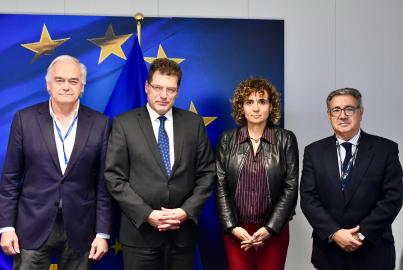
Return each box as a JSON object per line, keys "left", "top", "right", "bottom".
{"left": 215, "top": 126, "right": 299, "bottom": 235}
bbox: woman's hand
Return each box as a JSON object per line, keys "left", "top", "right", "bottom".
{"left": 232, "top": 227, "right": 254, "bottom": 251}
{"left": 248, "top": 227, "right": 271, "bottom": 250}
{"left": 232, "top": 227, "right": 252, "bottom": 242}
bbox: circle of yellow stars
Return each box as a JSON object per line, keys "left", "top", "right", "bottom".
{"left": 20, "top": 23, "right": 133, "bottom": 64}
{"left": 20, "top": 23, "right": 217, "bottom": 125}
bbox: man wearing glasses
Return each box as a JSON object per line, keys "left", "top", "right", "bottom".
{"left": 105, "top": 58, "right": 215, "bottom": 270}
{"left": 300, "top": 88, "right": 402, "bottom": 270}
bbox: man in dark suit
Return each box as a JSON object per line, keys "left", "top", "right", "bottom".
{"left": 300, "top": 88, "right": 402, "bottom": 270}
{"left": 105, "top": 58, "right": 215, "bottom": 270}
{"left": 0, "top": 55, "right": 112, "bottom": 269}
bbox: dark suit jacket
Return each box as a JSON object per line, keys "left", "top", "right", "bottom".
{"left": 105, "top": 106, "right": 215, "bottom": 248}
{"left": 300, "top": 131, "right": 403, "bottom": 270}
{"left": 0, "top": 102, "right": 112, "bottom": 252}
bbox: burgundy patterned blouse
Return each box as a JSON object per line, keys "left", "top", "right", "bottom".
{"left": 235, "top": 125, "right": 274, "bottom": 224}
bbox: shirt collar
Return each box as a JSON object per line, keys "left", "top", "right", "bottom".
{"left": 49, "top": 98, "right": 80, "bottom": 120}
{"left": 237, "top": 125, "right": 275, "bottom": 144}
{"left": 146, "top": 103, "right": 173, "bottom": 122}
{"left": 336, "top": 129, "right": 361, "bottom": 146}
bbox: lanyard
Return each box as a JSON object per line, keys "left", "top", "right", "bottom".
{"left": 336, "top": 140, "right": 359, "bottom": 184}
{"left": 54, "top": 115, "right": 78, "bottom": 165}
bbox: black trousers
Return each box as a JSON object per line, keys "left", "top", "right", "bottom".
{"left": 122, "top": 242, "right": 195, "bottom": 270}
{"left": 13, "top": 210, "right": 90, "bottom": 270}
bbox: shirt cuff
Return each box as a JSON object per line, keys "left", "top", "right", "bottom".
{"left": 328, "top": 233, "right": 334, "bottom": 243}
{"left": 96, "top": 233, "right": 110, "bottom": 239}
{"left": 0, "top": 227, "right": 15, "bottom": 234}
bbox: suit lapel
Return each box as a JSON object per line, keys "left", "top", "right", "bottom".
{"left": 323, "top": 136, "right": 345, "bottom": 202}
{"left": 137, "top": 107, "right": 167, "bottom": 177}
{"left": 63, "top": 106, "right": 93, "bottom": 178}
{"left": 171, "top": 108, "right": 184, "bottom": 175}
{"left": 344, "top": 132, "right": 373, "bottom": 206}
{"left": 36, "top": 103, "right": 62, "bottom": 175}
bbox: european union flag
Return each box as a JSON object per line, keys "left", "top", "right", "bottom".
{"left": 0, "top": 14, "right": 284, "bottom": 270}
{"left": 104, "top": 36, "right": 148, "bottom": 118}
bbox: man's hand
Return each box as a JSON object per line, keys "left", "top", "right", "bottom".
{"left": 0, "top": 231, "right": 20, "bottom": 255}
{"left": 157, "top": 208, "right": 188, "bottom": 231}
{"left": 89, "top": 237, "right": 108, "bottom": 260}
{"left": 332, "top": 225, "right": 363, "bottom": 252}
{"left": 161, "top": 207, "right": 188, "bottom": 223}
{"left": 147, "top": 210, "right": 179, "bottom": 230}
{"left": 147, "top": 208, "right": 188, "bottom": 231}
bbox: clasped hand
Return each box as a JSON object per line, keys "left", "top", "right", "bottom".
{"left": 331, "top": 225, "right": 363, "bottom": 252}
{"left": 147, "top": 207, "right": 188, "bottom": 231}
{"left": 232, "top": 226, "right": 271, "bottom": 251}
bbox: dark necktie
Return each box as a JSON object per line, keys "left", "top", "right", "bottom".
{"left": 341, "top": 142, "right": 352, "bottom": 190}
{"left": 158, "top": 116, "right": 171, "bottom": 176}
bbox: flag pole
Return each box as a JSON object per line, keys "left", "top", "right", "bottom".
{"left": 134, "top": 12, "right": 144, "bottom": 47}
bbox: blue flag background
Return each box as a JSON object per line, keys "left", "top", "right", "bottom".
{"left": 0, "top": 14, "right": 284, "bottom": 270}
{"left": 104, "top": 36, "right": 148, "bottom": 118}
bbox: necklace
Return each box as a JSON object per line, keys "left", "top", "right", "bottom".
{"left": 249, "top": 136, "right": 261, "bottom": 143}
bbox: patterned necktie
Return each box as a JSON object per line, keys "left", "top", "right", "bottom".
{"left": 341, "top": 142, "right": 352, "bottom": 190}
{"left": 158, "top": 116, "right": 171, "bottom": 176}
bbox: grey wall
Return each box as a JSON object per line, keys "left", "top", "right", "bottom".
{"left": 1, "top": 0, "right": 402, "bottom": 269}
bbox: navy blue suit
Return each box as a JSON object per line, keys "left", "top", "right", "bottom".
{"left": 300, "top": 131, "right": 402, "bottom": 270}
{"left": 0, "top": 102, "right": 112, "bottom": 252}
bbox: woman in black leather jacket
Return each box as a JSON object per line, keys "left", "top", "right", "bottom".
{"left": 215, "top": 77, "right": 299, "bottom": 270}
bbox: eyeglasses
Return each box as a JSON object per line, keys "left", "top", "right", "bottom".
{"left": 328, "top": 106, "right": 359, "bottom": 117}
{"left": 148, "top": 83, "right": 178, "bottom": 95}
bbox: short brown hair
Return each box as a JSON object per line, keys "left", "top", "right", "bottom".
{"left": 232, "top": 77, "right": 281, "bottom": 126}
{"left": 148, "top": 58, "right": 182, "bottom": 87}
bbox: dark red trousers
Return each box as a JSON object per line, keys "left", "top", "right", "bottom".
{"left": 223, "top": 224, "right": 289, "bottom": 270}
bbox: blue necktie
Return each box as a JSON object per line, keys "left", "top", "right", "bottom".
{"left": 341, "top": 142, "right": 352, "bottom": 190}
{"left": 158, "top": 116, "right": 171, "bottom": 176}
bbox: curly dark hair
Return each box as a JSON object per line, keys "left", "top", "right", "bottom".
{"left": 232, "top": 77, "right": 281, "bottom": 126}
{"left": 148, "top": 58, "right": 183, "bottom": 87}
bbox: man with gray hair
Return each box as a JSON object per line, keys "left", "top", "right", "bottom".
{"left": 0, "top": 55, "right": 112, "bottom": 269}
{"left": 300, "top": 88, "right": 402, "bottom": 270}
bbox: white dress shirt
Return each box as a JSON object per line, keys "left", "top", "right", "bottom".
{"left": 50, "top": 99, "right": 79, "bottom": 175}
{"left": 146, "top": 103, "right": 175, "bottom": 169}
{"left": 336, "top": 129, "right": 361, "bottom": 177}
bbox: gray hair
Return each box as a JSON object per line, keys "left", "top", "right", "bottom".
{"left": 326, "top": 88, "right": 362, "bottom": 109}
{"left": 45, "top": 55, "right": 87, "bottom": 85}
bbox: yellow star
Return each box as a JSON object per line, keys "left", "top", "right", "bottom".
{"left": 21, "top": 24, "right": 70, "bottom": 62}
{"left": 189, "top": 101, "right": 217, "bottom": 127}
{"left": 49, "top": 264, "right": 58, "bottom": 270}
{"left": 144, "top": 44, "right": 185, "bottom": 64}
{"left": 111, "top": 239, "right": 122, "bottom": 254}
{"left": 88, "top": 24, "right": 132, "bottom": 64}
